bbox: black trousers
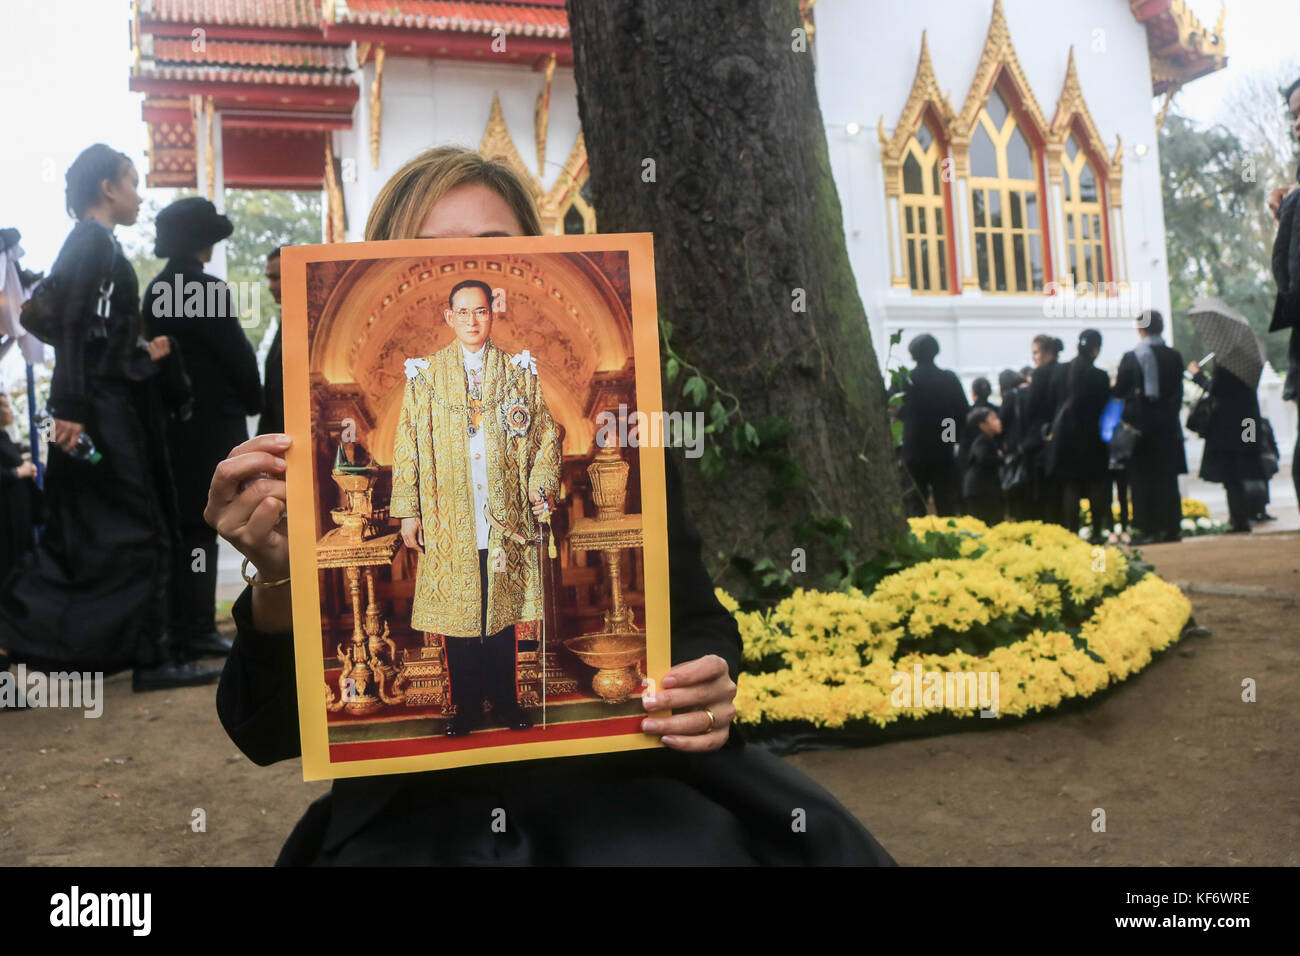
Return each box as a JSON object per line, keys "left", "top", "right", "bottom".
{"left": 903, "top": 460, "right": 961, "bottom": 517}
{"left": 1130, "top": 467, "right": 1181, "bottom": 540}
{"left": 169, "top": 524, "right": 219, "bottom": 658}
{"left": 442, "top": 548, "right": 520, "bottom": 721}
{"left": 1224, "top": 480, "right": 1251, "bottom": 531}
{"left": 1062, "top": 478, "right": 1111, "bottom": 536}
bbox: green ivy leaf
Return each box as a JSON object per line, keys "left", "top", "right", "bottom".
{"left": 889, "top": 329, "right": 903, "bottom": 346}
{"left": 743, "top": 422, "right": 759, "bottom": 448}
{"left": 664, "top": 356, "right": 680, "bottom": 383}
{"left": 683, "top": 375, "right": 708, "bottom": 405}
{"left": 709, "top": 400, "right": 728, "bottom": 429}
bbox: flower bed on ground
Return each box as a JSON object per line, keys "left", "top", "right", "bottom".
{"left": 1078, "top": 497, "right": 1229, "bottom": 540}
{"left": 725, "top": 517, "right": 1191, "bottom": 740}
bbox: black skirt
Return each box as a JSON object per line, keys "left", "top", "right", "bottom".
{"left": 280, "top": 744, "right": 897, "bottom": 866}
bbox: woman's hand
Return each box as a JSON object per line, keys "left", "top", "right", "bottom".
{"left": 640, "top": 654, "right": 737, "bottom": 752}
{"left": 16, "top": 461, "right": 37, "bottom": 479}
{"left": 1187, "top": 360, "right": 1201, "bottom": 376}
{"left": 400, "top": 516, "right": 424, "bottom": 554}
{"left": 52, "top": 419, "right": 83, "bottom": 453}
{"left": 1268, "top": 184, "right": 1299, "bottom": 220}
{"left": 204, "top": 433, "right": 292, "bottom": 632}
{"left": 147, "top": 336, "right": 172, "bottom": 361}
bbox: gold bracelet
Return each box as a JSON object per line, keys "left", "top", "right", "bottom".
{"left": 241, "top": 556, "right": 291, "bottom": 589}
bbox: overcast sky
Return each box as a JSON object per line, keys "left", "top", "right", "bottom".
{"left": 1, "top": 0, "right": 1296, "bottom": 386}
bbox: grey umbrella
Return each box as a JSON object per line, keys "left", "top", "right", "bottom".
{"left": 1188, "top": 296, "right": 1267, "bottom": 388}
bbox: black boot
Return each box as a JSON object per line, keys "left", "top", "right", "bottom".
{"left": 132, "top": 653, "right": 224, "bottom": 692}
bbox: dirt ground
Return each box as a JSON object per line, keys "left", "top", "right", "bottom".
{"left": 2, "top": 533, "right": 1297, "bottom": 866}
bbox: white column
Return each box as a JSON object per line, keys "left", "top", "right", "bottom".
{"left": 210, "top": 112, "right": 228, "bottom": 281}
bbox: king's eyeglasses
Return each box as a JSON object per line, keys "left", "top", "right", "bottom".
{"left": 451, "top": 307, "right": 491, "bottom": 323}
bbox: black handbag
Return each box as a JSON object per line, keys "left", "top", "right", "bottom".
{"left": 1185, "top": 393, "right": 1213, "bottom": 438}
{"left": 1108, "top": 420, "right": 1142, "bottom": 467}
{"left": 19, "top": 272, "right": 111, "bottom": 347}
{"left": 999, "top": 452, "right": 1029, "bottom": 493}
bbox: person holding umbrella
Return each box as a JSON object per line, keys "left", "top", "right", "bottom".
{"left": 1187, "top": 297, "right": 1269, "bottom": 533}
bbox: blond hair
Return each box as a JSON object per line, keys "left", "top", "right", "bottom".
{"left": 364, "top": 146, "right": 543, "bottom": 241}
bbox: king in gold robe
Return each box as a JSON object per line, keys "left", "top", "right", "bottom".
{"left": 389, "top": 339, "right": 560, "bottom": 637}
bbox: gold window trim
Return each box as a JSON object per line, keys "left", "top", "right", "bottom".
{"left": 878, "top": 31, "right": 957, "bottom": 293}
{"left": 949, "top": 0, "right": 1050, "bottom": 295}
{"left": 1048, "top": 47, "right": 1124, "bottom": 293}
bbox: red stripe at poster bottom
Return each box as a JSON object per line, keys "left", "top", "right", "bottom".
{"left": 328, "top": 715, "right": 648, "bottom": 762}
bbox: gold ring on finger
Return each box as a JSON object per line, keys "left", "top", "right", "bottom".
{"left": 703, "top": 708, "right": 716, "bottom": 732}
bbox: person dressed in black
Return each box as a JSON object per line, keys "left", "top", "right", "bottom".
{"left": 208, "top": 145, "right": 896, "bottom": 865}
{"left": 898, "top": 333, "right": 968, "bottom": 516}
{"left": 961, "top": 406, "right": 1004, "bottom": 525}
{"left": 0, "top": 393, "right": 40, "bottom": 584}
{"left": 144, "top": 197, "right": 263, "bottom": 662}
{"left": 1268, "top": 77, "right": 1300, "bottom": 508}
{"left": 1046, "top": 330, "right": 1112, "bottom": 537}
{"left": 1188, "top": 358, "right": 1265, "bottom": 533}
{"left": 0, "top": 145, "right": 217, "bottom": 689}
{"left": 256, "top": 247, "right": 284, "bottom": 437}
{"left": 956, "top": 376, "right": 996, "bottom": 491}
{"left": 997, "top": 368, "right": 1032, "bottom": 519}
{"left": 1112, "top": 310, "right": 1187, "bottom": 543}
{"left": 1023, "top": 334, "right": 1066, "bottom": 524}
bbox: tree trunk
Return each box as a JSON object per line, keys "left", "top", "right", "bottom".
{"left": 568, "top": 0, "right": 905, "bottom": 584}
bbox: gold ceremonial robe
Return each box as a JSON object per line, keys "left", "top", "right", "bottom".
{"left": 390, "top": 340, "right": 560, "bottom": 636}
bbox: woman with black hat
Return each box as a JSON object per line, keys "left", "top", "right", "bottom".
{"left": 144, "top": 197, "right": 263, "bottom": 664}
{"left": 0, "top": 144, "right": 217, "bottom": 690}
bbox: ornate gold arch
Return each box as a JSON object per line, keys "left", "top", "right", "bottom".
{"left": 951, "top": 0, "right": 1049, "bottom": 144}
{"left": 479, "top": 92, "right": 595, "bottom": 234}
{"left": 945, "top": 0, "right": 1051, "bottom": 291}
{"left": 1048, "top": 47, "right": 1123, "bottom": 205}
{"left": 310, "top": 252, "right": 633, "bottom": 459}
{"left": 878, "top": 32, "right": 957, "bottom": 291}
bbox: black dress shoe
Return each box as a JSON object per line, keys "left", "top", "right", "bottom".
{"left": 494, "top": 702, "right": 533, "bottom": 731}
{"left": 132, "top": 659, "right": 223, "bottom": 692}
{"left": 445, "top": 714, "right": 478, "bottom": 737}
{"left": 186, "top": 629, "right": 235, "bottom": 658}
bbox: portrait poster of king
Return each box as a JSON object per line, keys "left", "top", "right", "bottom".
{"left": 279, "top": 234, "right": 671, "bottom": 780}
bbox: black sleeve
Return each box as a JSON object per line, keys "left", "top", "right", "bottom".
{"left": 665, "top": 456, "right": 742, "bottom": 685}
{"left": 1112, "top": 353, "right": 1136, "bottom": 399}
{"left": 48, "top": 225, "right": 114, "bottom": 424}
{"left": 213, "top": 284, "right": 264, "bottom": 416}
{"left": 216, "top": 584, "right": 302, "bottom": 766}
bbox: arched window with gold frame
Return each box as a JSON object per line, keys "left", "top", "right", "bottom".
{"left": 899, "top": 117, "right": 954, "bottom": 293}
{"left": 947, "top": 0, "right": 1055, "bottom": 294}
{"left": 1060, "top": 129, "right": 1108, "bottom": 286}
{"left": 879, "top": 32, "right": 958, "bottom": 294}
{"left": 1048, "top": 48, "right": 1123, "bottom": 292}
{"left": 966, "top": 80, "right": 1046, "bottom": 294}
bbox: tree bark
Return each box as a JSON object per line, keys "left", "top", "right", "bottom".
{"left": 568, "top": 0, "right": 905, "bottom": 582}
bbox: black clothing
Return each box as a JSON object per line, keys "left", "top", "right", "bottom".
{"left": 1191, "top": 367, "right": 1265, "bottom": 485}
{"left": 144, "top": 256, "right": 262, "bottom": 652}
{"left": 1270, "top": 184, "right": 1300, "bottom": 505}
{"left": 442, "top": 548, "right": 526, "bottom": 727}
{"left": 1046, "top": 363, "right": 1110, "bottom": 483}
{"left": 0, "top": 220, "right": 188, "bottom": 670}
{"left": 1024, "top": 360, "right": 1066, "bottom": 524}
{"left": 956, "top": 398, "right": 997, "bottom": 479}
{"left": 257, "top": 325, "right": 284, "bottom": 436}
{"left": 1192, "top": 366, "right": 1264, "bottom": 531}
{"left": 961, "top": 431, "right": 1003, "bottom": 525}
{"left": 1113, "top": 344, "right": 1187, "bottom": 540}
{"left": 898, "top": 360, "right": 967, "bottom": 516}
{"left": 217, "top": 459, "right": 894, "bottom": 866}
{"left": 0, "top": 431, "right": 39, "bottom": 583}
{"left": 153, "top": 197, "right": 233, "bottom": 259}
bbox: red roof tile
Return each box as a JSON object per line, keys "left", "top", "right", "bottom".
{"left": 146, "top": 0, "right": 325, "bottom": 27}
{"left": 153, "top": 36, "right": 350, "bottom": 71}
{"left": 338, "top": 1, "right": 568, "bottom": 37}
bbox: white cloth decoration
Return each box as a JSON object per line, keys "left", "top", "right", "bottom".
{"left": 510, "top": 349, "right": 538, "bottom": 375}
{"left": 403, "top": 356, "right": 430, "bottom": 380}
